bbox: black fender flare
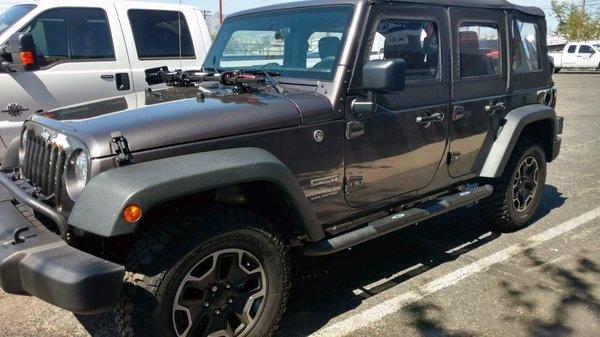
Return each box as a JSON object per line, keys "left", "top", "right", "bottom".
{"left": 479, "top": 104, "right": 556, "bottom": 178}
{"left": 68, "top": 147, "right": 324, "bottom": 240}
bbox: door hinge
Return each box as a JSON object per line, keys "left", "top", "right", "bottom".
{"left": 447, "top": 152, "right": 462, "bottom": 165}
{"left": 346, "top": 121, "right": 365, "bottom": 140}
{"left": 110, "top": 131, "right": 133, "bottom": 166}
{"left": 344, "top": 176, "right": 364, "bottom": 193}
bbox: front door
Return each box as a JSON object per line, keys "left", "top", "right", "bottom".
{"left": 448, "top": 8, "right": 507, "bottom": 178}
{"left": 0, "top": 5, "right": 133, "bottom": 144}
{"left": 576, "top": 44, "right": 598, "bottom": 68}
{"left": 345, "top": 5, "right": 450, "bottom": 207}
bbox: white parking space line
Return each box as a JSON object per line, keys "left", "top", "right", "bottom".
{"left": 310, "top": 206, "right": 600, "bottom": 337}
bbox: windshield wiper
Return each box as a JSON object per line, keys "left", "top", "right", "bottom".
{"left": 244, "top": 69, "right": 285, "bottom": 94}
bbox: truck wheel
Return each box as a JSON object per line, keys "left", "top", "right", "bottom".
{"left": 554, "top": 68, "right": 561, "bottom": 74}
{"left": 115, "top": 207, "right": 291, "bottom": 337}
{"left": 479, "top": 137, "right": 547, "bottom": 232}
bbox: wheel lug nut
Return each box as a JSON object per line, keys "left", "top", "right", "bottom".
{"left": 214, "top": 309, "right": 221, "bottom": 315}
{"left": 225, "top": 283, "right": 231, "bottom": 289}
{"left": 227, "top": 298, "right": 233, "bottom": 304}
{"left": 211, "top": 286, "right": 218, "bottom": 292}
{"left": 203, "top": 302, "right": 210, "bottom": 307}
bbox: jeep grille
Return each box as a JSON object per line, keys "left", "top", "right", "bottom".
{"left": 21, "top": 131, "right": 67, "bottom": 205}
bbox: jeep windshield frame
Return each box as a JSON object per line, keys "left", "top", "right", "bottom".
{"left": 203, "top": 5, "right": 355, "bottom": 82}
{"left": 0, "top": 4, "right": 36, "bottom": 36}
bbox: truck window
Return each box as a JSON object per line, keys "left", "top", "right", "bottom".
{"left": 21, "top": 8, "right": 115, "bottom": 67}
{"left": 459, "top": 23, "right": 500, "bottom": 78}
{"left": 567, "top": 45, "right": 577, "bottom": 53}
{"left": 578, "top": 45, "right": 594, "bottom": 54}
{"left": 370, "top": 20, "right": 439, "bottom": 80}
{"left": 128, "top": 10, "right": 195, "bottom": 59}
{"left": 513, "top": 21, "right": 542, "bottom": 74}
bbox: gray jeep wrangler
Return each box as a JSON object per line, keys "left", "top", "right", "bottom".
{"left": 0, "top": 0, "right": 563, "bottom": 336}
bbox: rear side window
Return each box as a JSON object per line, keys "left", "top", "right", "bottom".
{"left": 459, "top": 23, "right": 500, "bottom": 78}
{"left": 513, "top": 20, "right": 542, "bottom": 74}
{"left": 567, "top": 45, "right": 577, "bottom": 53}
{"left": 370, "top": 20, "right": 440, "bottom": 80}
{"left": 21, "top": 8, "right": 114, "bottom": 67}
{"left": 128, "top": 10, "right": 195, "bottom": 59}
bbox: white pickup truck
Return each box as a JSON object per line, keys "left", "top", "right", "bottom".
{"left": 549, "top": 41, "right": 600, "bottom": 73}
{"left": 0, "top": 0, "right": 212, "bottom": 158}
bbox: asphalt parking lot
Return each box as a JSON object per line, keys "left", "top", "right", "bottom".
{"left": 0, "top": 72, "right": 599, "bottom": 337}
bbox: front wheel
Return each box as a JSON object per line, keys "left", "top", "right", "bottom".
{"left": 479, "top": 137, "right": 547, "bottom": 232}
{"left": 115, "top": 208, "right": 291, "bottom": 337}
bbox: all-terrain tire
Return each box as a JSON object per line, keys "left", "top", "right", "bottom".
{"left": 479, "top": 136, "right": 547, "bottom": 232}
{"left": 115, "top": 206, "right": 291, "bottom": 337}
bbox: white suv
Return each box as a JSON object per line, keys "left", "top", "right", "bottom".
{"left": 0, "top": 0, "right": 212, "bottom": 159}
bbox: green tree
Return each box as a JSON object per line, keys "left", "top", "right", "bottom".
{"left": 551, "top": 0, "right": 600, "bottom": 41}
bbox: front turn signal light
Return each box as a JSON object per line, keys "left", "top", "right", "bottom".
{"left": 123, "top": 204, "right": 142, "bottom": 223}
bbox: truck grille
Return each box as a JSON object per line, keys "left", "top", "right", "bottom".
{"left": 21, "top": 131, "right": 67, "bottom": 205}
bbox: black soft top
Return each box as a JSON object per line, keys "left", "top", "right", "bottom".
{"left": 230, "top": 0, "right": 545, "bottom": 18}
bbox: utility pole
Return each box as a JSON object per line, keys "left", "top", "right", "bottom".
{"left": 219, "top": 0, "right": 223, "bottom": 24}
{"left": 579, "top": 0, "right": 586, "bottom": 41}
{"left": 200, "top": 10, "right": 212, "bottom": 22}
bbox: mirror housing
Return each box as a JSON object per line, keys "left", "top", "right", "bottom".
{"left": 363, "top": 58, "right": 406, "bottom": 93}
{"left": 351, "top": 59, "right": 406, "bottom": 117}
{"left": 1, "top": 33, "right": 40, "bottom": 72}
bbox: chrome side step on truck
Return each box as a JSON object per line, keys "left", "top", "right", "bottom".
{"left": 304, "top": 185, "right": 493, "bottom": 256}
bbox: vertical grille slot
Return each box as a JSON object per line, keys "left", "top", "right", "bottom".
{"left": 22, "top": 132, "right": 67, "bottom": 206}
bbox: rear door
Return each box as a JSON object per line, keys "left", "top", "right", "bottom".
{"left": 448, "top": 7, "right": 507, "bottom": 178}
{"left": 562, "top": 44, "right": 578, "bottom": 67}
{"left": 344, "top": 5, "right": 450, "bottom": 206}
{"left": 1, "top": 4, "right": 133, "bottom": 144}
{"left": 115, "top": 4, "right": 211, "bottom": 92}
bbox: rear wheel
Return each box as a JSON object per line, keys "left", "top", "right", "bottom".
{"left": 554, "top": 67, "right": 561, "bottom": 74}
{"left": 479, "top": 137, "right": 547, "bottom": 232}
{"left": 115, "top": 207, "right": 291, "bottom": 337}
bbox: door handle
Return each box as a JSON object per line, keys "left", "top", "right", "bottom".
{"left": 100, "top": 74, "right": 115, "bottom": 79}
{"left": 115, "top": 73, "right": 130, "bottom": 91}
{"left": 485, "top": 102, "right": 506, "bottom": 115}
{"left": 416, "top": 112, "right": 445, "bottom": 126}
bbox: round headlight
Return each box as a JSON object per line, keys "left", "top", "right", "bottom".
{"left": 66, "top": 149, "right": 89, "bottom": 200}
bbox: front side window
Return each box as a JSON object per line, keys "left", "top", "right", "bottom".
{"left": 370, "top": 20, "right": 439, "bottom": 80}
{"left": 459, "top": 23, "right": 500, "bottom": 78}
{"left": 579, "top": 45, "right": 594, "bottom": 54}
{"left": 204, "top": 6, "right": 354, "bottom": 81}
{"left": 513, "top": 20, "right": 542, "bottom": 74}
{"left": 128, "top": 10, "right": 195, "bottom": 59}
{"left": 21, "top": 8, "right": 114, "bottom": 67}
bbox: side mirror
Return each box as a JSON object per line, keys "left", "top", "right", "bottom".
{"left": 1, "top": 33, "right": 39, "bottom": 72}
{"left": 351, "top": 59, "right": 406, "bottom": 117}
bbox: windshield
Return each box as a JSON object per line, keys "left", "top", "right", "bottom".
{"left": 203, "top": 6, "right": 354, "bottom": 81}
{"left": 0, "top": 4, "right": 36, "bottom": 36}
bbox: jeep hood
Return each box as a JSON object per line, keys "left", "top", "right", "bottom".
{"left": 30, "top": 87, "right": 332, "bottom": 158}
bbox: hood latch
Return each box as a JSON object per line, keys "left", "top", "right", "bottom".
{"left": 110, "top": 131, "right": 133, "bottom": 166}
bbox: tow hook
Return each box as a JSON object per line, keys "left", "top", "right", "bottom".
{"left": 1, "top": 226, "right": 35, "bottom": 246}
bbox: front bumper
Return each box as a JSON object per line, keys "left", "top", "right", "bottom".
{"left": 0, "top": 176, "right": 125, "bottom": 315}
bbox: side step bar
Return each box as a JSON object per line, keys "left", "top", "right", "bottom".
{"left": 304, "top": 185, "right": 493, "bottom": 256}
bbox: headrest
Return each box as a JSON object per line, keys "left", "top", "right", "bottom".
{"left": 319, "top": 37, "right": 341, "bottom": 59}
{"left": 459, "top": 31, "right": 480, "bottom": 55}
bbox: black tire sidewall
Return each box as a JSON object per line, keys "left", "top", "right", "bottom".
{"left": 151, "top": 228, "right": 287, "bottom": 337}
{"left": 505, "top": 144, "right": 546, "bottom": 226}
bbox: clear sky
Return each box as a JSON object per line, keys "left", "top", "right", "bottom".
{"left": 0, "top": 0, "right": 568, "bottom": 30}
